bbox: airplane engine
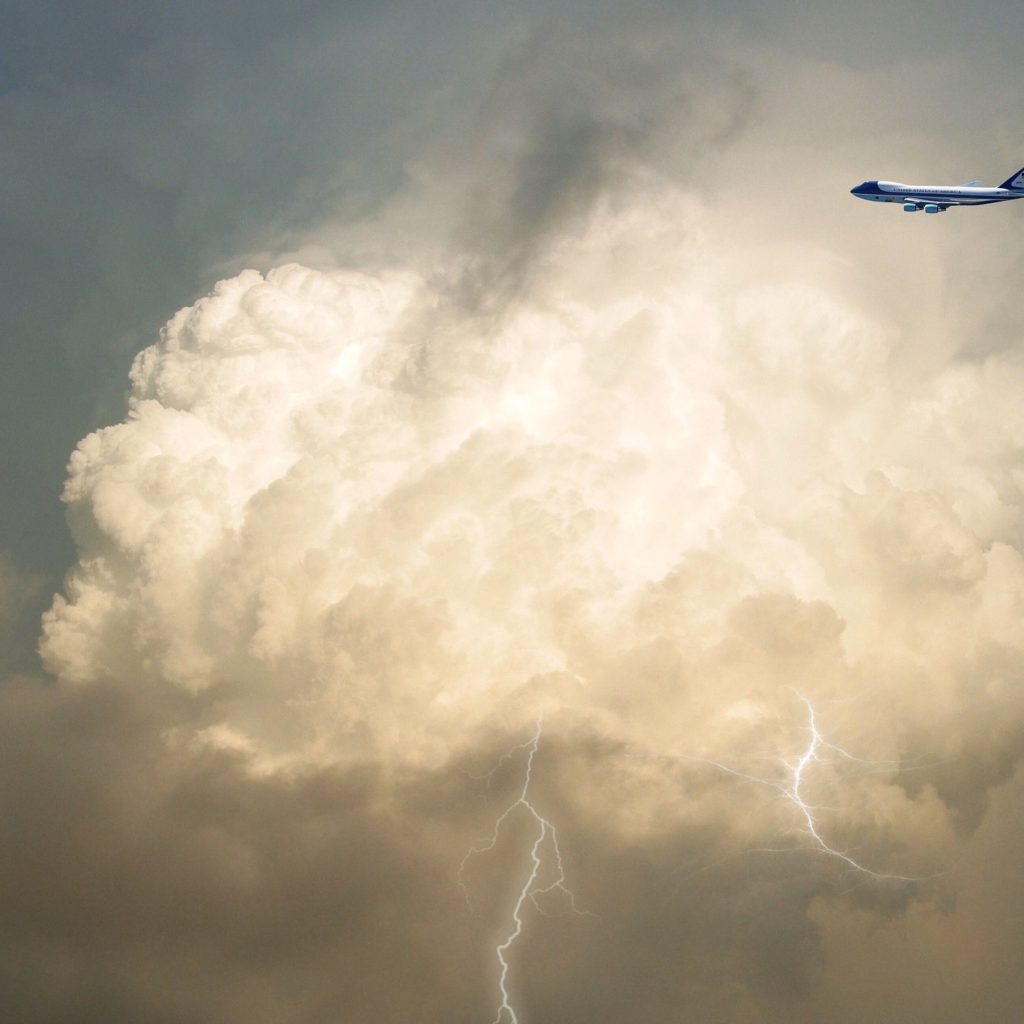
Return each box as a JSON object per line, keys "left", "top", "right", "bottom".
{"left": 924, "top": 204, "right": 941, "bottom": 214}
{"left": 903, "top": 202, "right": 918, "bottom": 212}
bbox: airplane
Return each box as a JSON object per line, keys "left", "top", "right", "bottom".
{"left": 851, "top": 163, "right": 1024, "bottom": 213}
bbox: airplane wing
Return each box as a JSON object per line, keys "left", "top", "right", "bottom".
{"left": 960, "top": 179, "right": 982, "bottom": 186}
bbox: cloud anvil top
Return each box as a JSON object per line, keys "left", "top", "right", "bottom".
{"left": 851, "top": 162, "right": 1024, "bottom": 212}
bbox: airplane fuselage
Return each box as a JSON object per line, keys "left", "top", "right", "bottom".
{"left": 851, "top": 179, "right": 1024, "bottom": 212}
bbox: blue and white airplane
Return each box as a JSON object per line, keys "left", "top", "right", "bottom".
{"left": 851, "top": 163, "right": 1024, "bottom": 213}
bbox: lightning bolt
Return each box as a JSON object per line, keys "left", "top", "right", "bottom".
{"left": 460, "top": 716, "right": 595, "bottom": 1024}
{"left": 692, "top": 690, "right": 924, "bottom": 882}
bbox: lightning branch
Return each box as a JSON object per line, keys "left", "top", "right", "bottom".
{"left": 460, "top": 716, "right": 595, "bottom": 1024}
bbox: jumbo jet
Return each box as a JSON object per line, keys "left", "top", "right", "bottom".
{"left": 851, "top": 163, "right": 1024, "bottom": 213}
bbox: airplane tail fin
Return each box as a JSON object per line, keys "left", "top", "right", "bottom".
{"left": 998, "top": 164, "right": 1024, "bottom": 190}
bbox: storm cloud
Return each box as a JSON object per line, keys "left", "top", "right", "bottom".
{"left": 4, "top": 3, "right": 1024, "bottom": 1022}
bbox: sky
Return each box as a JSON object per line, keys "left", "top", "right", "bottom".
{"left": 3, "top": 1, "right": 1024, "bottom": 1021}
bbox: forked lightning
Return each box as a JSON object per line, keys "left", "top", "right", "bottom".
{"left": 459, "top": 717, "right": 594, "bottom": 1024}
{"left": 696, "top": 691, "right": 923, "bottom": 882}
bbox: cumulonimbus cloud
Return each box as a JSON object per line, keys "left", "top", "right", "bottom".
{"left": 13, "top": 20, "right": 1024, "bottom": 1019}
{"left": 38, "top": 170, "right": 1024, "bottom": 877}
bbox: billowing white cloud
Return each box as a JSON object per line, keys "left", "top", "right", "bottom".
{"left": 38, "top": 173, "right": 1024, "bottom": 873}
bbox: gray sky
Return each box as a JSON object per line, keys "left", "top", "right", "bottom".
{"left": 3, "top": 2, "right": 1024, "bottom": 1021}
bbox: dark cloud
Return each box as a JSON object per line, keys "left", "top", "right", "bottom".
{"left": 0, "top": 681, "right": 470, "bottom": 1023}
{"left": 438, "top": 23, "right": 756, "bottom": 309}
{"left": 0, "top": 682, "right": 956, "bottom": 1023}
